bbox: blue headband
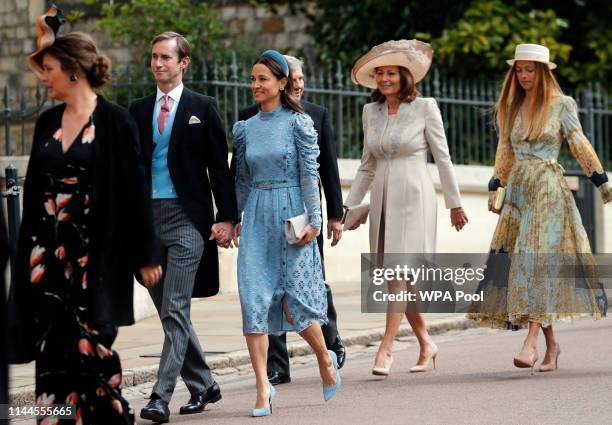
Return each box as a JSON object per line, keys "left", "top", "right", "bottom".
{"left": 260, "top": 50, "right": 289, "bottom": 77}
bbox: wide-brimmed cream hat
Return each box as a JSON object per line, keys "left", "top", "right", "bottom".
{"left": 506, "top": 43, "right": 556, "bottom": 69}
{"left": 351, "top": 39, "right": 433, "bottom": 89}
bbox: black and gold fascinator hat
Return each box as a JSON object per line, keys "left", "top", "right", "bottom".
{"left": 27, "top": 4, "right": 66, "bottom": 79}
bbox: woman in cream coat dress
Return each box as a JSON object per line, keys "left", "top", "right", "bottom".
{"left": 345, "top": 40, "right": 468, "bottom": 375}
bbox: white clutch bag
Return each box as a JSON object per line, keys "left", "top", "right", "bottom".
{"left": 342, "top": 203, "right": 370, "bottom": 230}
{"left": 284, "top": 213, "right": 320, "bottom": 244}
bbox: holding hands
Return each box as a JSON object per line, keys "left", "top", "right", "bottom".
{"left": 232, "top": 222, "right": 242, "bottom": 247}
{"left": 210, "top": 221, "right": 235, "bottom": 248}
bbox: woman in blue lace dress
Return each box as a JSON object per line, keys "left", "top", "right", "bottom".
{"left": 232, "top": 51, "right": 341, "bottom": 416}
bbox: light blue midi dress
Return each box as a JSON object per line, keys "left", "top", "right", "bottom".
{"left": 233, "top": 106, "right": 328, "bottom": 334}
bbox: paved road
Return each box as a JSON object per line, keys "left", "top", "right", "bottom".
{"left": 11, "top": 318, "right": 611, "bottom": 424}
{"left": 124, "top": 318, "right": 612, "bottom": 425}
{"left": 9, "top": 277, "right": 461, "bottom": 394}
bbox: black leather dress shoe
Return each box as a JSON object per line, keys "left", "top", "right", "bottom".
{"left": 140, "top": 394, "right": 170, "bottom": 423}
{"left": 330, "top": 339, "right": 347, "bottom": 369}
{"left": 179, "top": 382, "right": 222, "bottom": 415}
{"left": 267, "top": 370, "right": 291, "bottom": 385}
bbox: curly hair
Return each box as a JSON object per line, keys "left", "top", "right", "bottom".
{"left": 33, "top": 32, "right": 111, "bottom": 88}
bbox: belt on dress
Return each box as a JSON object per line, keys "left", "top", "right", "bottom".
{"left": 251, "top": 180, "right": 300, "bottom": 189}
{"left": 516, "top": 158, "right": 565, "bottom": 174}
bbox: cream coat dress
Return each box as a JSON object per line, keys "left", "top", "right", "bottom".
{"left": 345, "top": 97, "right": 462, "bottom": 253}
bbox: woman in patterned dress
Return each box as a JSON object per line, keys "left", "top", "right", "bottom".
{"left": 8, "top": 8, "right": 161, "bottom": 424}
{"left": 467, "top": 44, "right": 611, "bottom": 373}
{"left": 232, "top": 50, "right": 341, "bottom": 416}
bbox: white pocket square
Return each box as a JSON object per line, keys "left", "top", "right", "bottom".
{"left": 188, "top": 115, "right": 201, "bottom": 124}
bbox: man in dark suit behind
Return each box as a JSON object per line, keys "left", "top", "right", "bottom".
{"left": 232, "top": 55, "right": 346, "bottom": 385}
{"left": 129, "top": 32, "right": 238, "bottom": 423}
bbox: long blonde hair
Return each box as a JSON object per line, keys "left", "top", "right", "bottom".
{"left": 495, "top": 62, "right": 563, "bottom": 142}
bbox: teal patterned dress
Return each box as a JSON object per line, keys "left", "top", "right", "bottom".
{"left": 233, "top": 106, "right": 328, "bottom": 334}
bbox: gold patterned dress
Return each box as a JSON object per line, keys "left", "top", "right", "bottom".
{"left": 468, "top": 95, "right": 612, "bottom": 329}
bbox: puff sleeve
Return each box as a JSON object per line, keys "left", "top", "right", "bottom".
{"left": 293, "top": 112, "right": 322, "bottom": 229}
{"left": 560, "top": 96, "right": 611, "bottom": 203}
{"left": 232, "top": 120, "right": 252, "bottom": 214}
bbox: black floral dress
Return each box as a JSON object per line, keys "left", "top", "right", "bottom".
{"left": 28, "top": 116, "right": 134, "bottom": 425}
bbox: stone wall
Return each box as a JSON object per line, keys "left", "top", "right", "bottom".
{"left": 0, "top": 0, "right": 43, "bottom": 90}
{"left": 220, "top": 3, "right": 310, "bottom": 53}
{"left": 0, "top": 1, "right": 312, "bottom": 92}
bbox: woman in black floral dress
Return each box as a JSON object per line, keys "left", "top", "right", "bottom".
{"left": 8, "top": 7, "right": 161, "bottom": 425}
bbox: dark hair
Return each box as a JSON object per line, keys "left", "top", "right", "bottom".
{"left": 253, "top": 55, "right": 304, "bottom": 114}
{"left": 33, "top": 32, "right": 111, "bottom": 88}
{"left": 151, "top": 31, "right": 191, "bottom": 62}
{"left": 371, "top": 66, "right": 420, "bottom": 103}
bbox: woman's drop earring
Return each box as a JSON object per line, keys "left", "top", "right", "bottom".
{"left": 70, "top": 74, "right": 78, "bottom": 82}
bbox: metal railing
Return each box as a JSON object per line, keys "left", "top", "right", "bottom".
{"left": 2, "top": 54, "right": 611, "bottom": 172}
{"left": 1, "top": 166, "right": 20, "bottom": 270}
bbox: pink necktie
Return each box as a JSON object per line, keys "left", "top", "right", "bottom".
{"left": 157, "top": 95, "right": 170, "bottom": 134}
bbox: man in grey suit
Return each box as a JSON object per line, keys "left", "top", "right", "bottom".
{"left": 130, "top": 32, "right": 238, "bottom": 423}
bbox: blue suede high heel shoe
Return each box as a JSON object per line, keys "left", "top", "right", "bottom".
{"left": 252, "top": 383, "right": 276, "bottom": 417}
{"left": 323, "top": 350, "right": 342, "bottom": 402}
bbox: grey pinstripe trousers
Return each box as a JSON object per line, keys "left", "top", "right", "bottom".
{"left": 149, "top": 199, "right": 215, "bottom": 403}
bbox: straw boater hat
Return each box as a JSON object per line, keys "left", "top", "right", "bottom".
{"left": 506, "top": 43, "right": 556, "bottom": 69}
{"left": 351, "top": 39, "right": 433, "bottom": 89}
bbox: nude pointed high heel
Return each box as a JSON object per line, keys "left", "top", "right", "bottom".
{"left": 372, "top": 353, "right": 393, "bottom": 376}
{"left": 539, "top": 344, "right": 561, "bottom": 372}
{"left": 513, "top": 348, "right": 539, "bottom": 375}
{"left": 409, "top": 344, "right": 438, "bottom": 373}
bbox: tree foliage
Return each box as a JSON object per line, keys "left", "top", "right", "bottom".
{"left": 427, "top": 0, "right": 572, "bottom": 81}
{"left": 263, "top": 0, "right": 611, "bottom": 88}
{"left": 286, "top": 0, "right": 472, "bottom": 68}
{"left": 95, "top": 0, "right": 227, "bottom": 61}
{"left": 537, "top": 0, "right": 612, "bottom": 86}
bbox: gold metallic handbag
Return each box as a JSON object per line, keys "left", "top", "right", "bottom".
{"left": 492, "top": 187, "right": 506, "bottom": 211}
